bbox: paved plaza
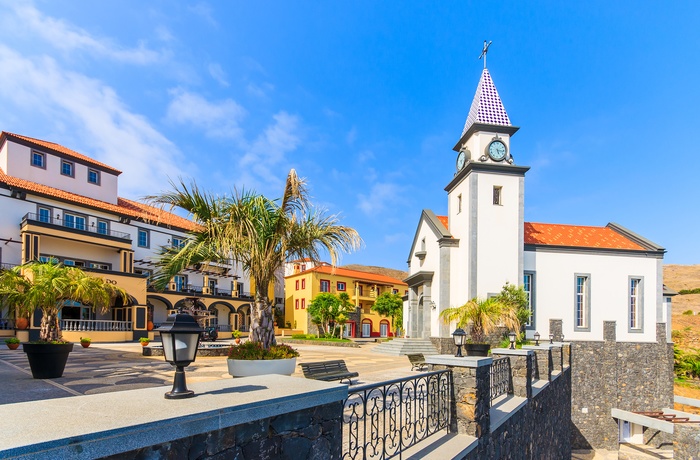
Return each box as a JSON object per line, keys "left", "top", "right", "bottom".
{"left": 0, "top": 341, "right": 414, "bottom": 405}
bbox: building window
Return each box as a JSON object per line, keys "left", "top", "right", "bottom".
{"left": 137, "top": 229, "right": 149, "bottom": 248}
{"left": 172, "top": 236, "right": 185, "bottom": 249}
{"left": 493, "top": 186, "right": 502, "bottom": 205}
{"left": 392, "top": 289, "right": 398, "bottom": 294}
{"left": 574, "top": 274, "right": 591, "bottom": 331}
{"left": 295, "top": 280, "right": 299, "bottom": 290}
{"left": 320, "top": 279, "right": 330, "bottom": 292}
{"left": 458, "top": 194, "right": 462, "bottom": 213}
{"left": 97, "top": 220, "right": 108, "bottom": 235}
{"left": 301, "top": 279, "right": 306, "bottom": 289}
{"left": 64, "top": 213, "right": 86, "bottom": 230}
{"left": 295, "top": 299, "right": 299, "bottom": 310}
{"left": 629, "top": 277, "right": 643, "bottom": 332}
{"left": 61, "top": 160, "right": 75, "bottom": 178}
{"left": 301, "top": 299, "right": 306, "bottom": 309}
{"left": 524, "top": 272, "right": 535, "bottom": 328}
{"left": 173, "top": 275, "right": 187, "bottom": 291}
{"left": 89, "top": 262, "right": 110, "bottom": 270}
{"left": 31, "top": 151, "right": 46, "bottom": 168}
{"left": 38, "top": 207, "right": 51, "bottom": 223}
{"left": 337, "top": 281, "right": 346, "bottom": 291}
{"left": 88, "top": 169, "right": 100, "bottom": 185}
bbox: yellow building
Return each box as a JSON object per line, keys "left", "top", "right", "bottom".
{"left": 284, "top": 263, "right": 407, "bottom": 338}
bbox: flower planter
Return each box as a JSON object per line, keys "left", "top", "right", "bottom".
{"left": 80, "top": 342, "right": 90, "bottom": 348}
{"left": 227, "top": 357, "right": 296, "bottom": 377}
{"left": 6, "top": 343, "right": 19, "bottom": 350}
{"left": 23, "top": 342, "right": 74, "bottom": 379}
{"left": 15, "top": 317, "right": 29, "bottom": 330}
{"left": 465, "top": 343, "right": 490, "bottom": 357}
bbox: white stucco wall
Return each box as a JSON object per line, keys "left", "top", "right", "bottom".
{"left": 524, "top": 249, "right": 661, "bottom": 343}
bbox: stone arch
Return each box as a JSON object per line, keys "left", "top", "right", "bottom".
{"left": 147, "top": 295, "right": 173, "bottom": 326}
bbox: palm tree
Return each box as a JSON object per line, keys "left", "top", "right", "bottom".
{"left": 439, "top": 297, "right": 520, "bottom": 344}
{"left": 0, "top": 262, "right": 129, "bottom": 342}
{"left": 148, "top": 169, "right": 362, "bottom": 349}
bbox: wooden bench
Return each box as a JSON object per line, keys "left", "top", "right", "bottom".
{"left": 407, "top": 353, "right": 427, "bottom": 371}
{"left": 299, "top": 360, "right": 359, "bottom": 384}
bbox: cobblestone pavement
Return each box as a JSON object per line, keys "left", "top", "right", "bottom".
{"left": 0, "top": 341, "right": 414, "bottom": 405}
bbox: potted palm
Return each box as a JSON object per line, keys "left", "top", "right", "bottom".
{"left": 439, "top": 297, "right": 520, "bottom": 356}
{"left": 0, "top": 262, "right": 127, "bottom": 378}
{"left": 227, "top": 341, "right": 299, "bottom": 377}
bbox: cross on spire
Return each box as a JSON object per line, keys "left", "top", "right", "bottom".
{"left": 478, "top": 40, "right": 492, "bottom": 69}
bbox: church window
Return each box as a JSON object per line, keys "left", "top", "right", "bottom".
{"left": 458, "top": 194, "right": 462, "bottom": 213}
{"left": 574, "top": 274, "right": 590, "bottom": 331}
{"left": 629, "top": 277, "right": 643, "bottom": 332}
{"left": 493, "top": 186, "right": 502, "bottom": 205}
{"left": 524, "top": 272, "right": 535, "bottom": 328}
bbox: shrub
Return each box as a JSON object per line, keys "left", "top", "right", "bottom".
{"left": 683, "top": 310, "right": 694, "bottom": 315}
{"left": 227, "top": 341, "right": 299, "bottom": 360}
{"left": 232, "top": 330, "right": 241, "bottom": 339}
{"left": 679, "top": 288, "right": 700, "bottom": 295}
{"left": 291, "top": 334, "right": 307, "bottom": 339}
{"left": 4, "top": 337, "right": 20, "bottom": 344}
{"left": 139, "top": 337, "right": 151, "bottom": 343}
{"left": 80, "top": 337, "right": 91, "bottom": 343}
{"left": 674, "top": 345, "right": 700, "bottom": 380}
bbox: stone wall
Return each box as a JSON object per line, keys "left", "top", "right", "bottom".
{"left": 674, "top": 424, "right": 700, "bottom": 459}
{"left": 570, "top": 322, "right": 674, "bottom": 450}
{"left": 464, "top": 369, "right": 572, "bottom": 460}
{"left": 101, "top": 402, "right": 343, "bottom": 460}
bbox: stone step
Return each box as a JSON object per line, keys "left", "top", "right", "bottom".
{"left": 371, "top": 338, "right": 439, "bottom": 356}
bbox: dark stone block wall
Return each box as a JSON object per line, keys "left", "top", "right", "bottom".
{"left": 99, "top": 401, "right": 343, "bottom": 460}
{"left": 570, "top": 322, "right": 674, "bottom": 450}
{"left": 462, "top": 368, "right": 572, "bottom": 460}
{"left": 673, "top": 424, "right": 700, "bottom": 459}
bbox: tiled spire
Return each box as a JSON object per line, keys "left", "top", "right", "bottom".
{"left": 461, "top": 69, "right": 511, "bottom": 135}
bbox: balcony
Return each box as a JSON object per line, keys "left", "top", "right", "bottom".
{"left": 21, "top": 212, "right": 132, "bottom": 250}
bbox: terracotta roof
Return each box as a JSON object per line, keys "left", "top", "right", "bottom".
{"left": 524, "top": 222, "right": 644, "bottom": 250}
{"left": 299, "top": 264, "right": 407, "bottom": 286}
{"left": 462, "top": 69, "right": 511, "bottom": 135}
{"left": 436, "top": 215, "right": 449, "bottom": 231}
{"left": 2, "top": 132, "right": 122, "bottom": 175}
{"left": 0, "top": 170, "right": 198, "bottom": 232}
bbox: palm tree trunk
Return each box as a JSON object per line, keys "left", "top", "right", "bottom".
{"left": 250, "top": 293, "right": 276, "bottom": 349}
{"left": 40, "top": 311, "right": 61, "bottom": 342}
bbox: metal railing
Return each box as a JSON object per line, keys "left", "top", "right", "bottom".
{"left": 490, "top": 357, "right": 512, "bottom": 405}
{"left": 0, "top": 263, "right": 18, "bottom": 271}
{"left": 0, "top": 318, "right": 15, "bottom": 330}
{"left": 343, "top": 369, "right": 451, "bottom": 460}
{"left": 60, "top": 319, "right": 133, "bottom": 332}
{"left": 215, "top": 324, "right": 233, "bottom": 332}
{"left": 23, "top": 213, "right": 131, "bottom": 240}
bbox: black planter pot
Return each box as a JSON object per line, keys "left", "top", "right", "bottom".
{"left": 465, "top": 343, "right": 490, "bottom": 357}
{"left": 23, "top": 342, "right": 74, "bottom": 379}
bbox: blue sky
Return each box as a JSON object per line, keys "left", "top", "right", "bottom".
{"left": 0, "top": 1, "right": 698, "bottom": 270}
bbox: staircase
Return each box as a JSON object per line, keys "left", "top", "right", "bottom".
{"left": 371, "top": 338, "right": 438, "bottom": 356}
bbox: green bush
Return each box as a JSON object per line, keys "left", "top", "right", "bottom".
{"left": 291, "top": 334, "right": 307, "bottom": 339}
{"left": 674, "top": 345, "right": 700, "bottom": 380}
{"left": 682, "top": 310, "right": 694, "bottom": 315}
{"left": 227, "top": 341, "right": 299, "bottom": 360}
{"left": 679, "top": 288, "right": 700, "bottom": 295}
{"left": 4, "top": 337, "right": 20, "bottom": 344}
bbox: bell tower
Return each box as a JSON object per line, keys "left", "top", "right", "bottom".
{"left": 446, "top": 43, "right": 529, "bottom": 303}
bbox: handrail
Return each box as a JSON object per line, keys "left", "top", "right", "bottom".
{"left": 59, "top": 319, "right": 133, "bottom": 332}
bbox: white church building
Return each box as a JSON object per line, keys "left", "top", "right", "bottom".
{"left": 404, "top": 67, "right": 669, "bottom": 346}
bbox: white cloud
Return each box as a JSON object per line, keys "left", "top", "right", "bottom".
{"left": 189, "top": 2, "right": 218, "bottom": 27}
{"left": 346, "top": 127, "right": 357, "bottom": 145}
{"left": 208, "top": 63, "right": 229, "bottom": 87}
{"left": 246, "top": 82, "right": 274, "bottom": 98}
{"left": 166, "top": 89, "right": 246, "bottom": 141}
{"left": 6, "top": 2, "right": 163, "bottom": 64}
{"left": 0, "top": 45, "right": 193, "bottom": 198}
{"left": 358, "top": 150, "right": 375, "bottom": 163}
{"left": 357, "top": 182, "right": 403, "bottom": 215}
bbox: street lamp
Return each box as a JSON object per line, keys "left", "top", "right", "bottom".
{"left": 157, "top": 311, "right": 204, "bottom": 399}
{"left": 509, "top": 331, "right": 516, "bottom": 349}
{"left": 549, "top": 333, "right": 554, "bottom": 344}
{"left": 452, "top": 328, "right": 466, "bottom": 357}
{"left": 534, "top": 332, "right": 540, "bottom": 346}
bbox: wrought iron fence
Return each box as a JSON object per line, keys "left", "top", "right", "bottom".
{"left": 490, "top": 357, "right": 512, "bottom": 405}
{"left": 60, "top": 319, "right": 132, "bottom": 332}
{"left": 23, "top": 212, "right": 131, "bottom": 239}
{"left": 342, "top": 369, "right": 451, "bottom": 460}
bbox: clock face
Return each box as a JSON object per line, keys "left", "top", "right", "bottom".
{"left": 456, "top": 151, "right": 466, "bottom": 170}
{"left": 488, "top": 140, "right": 507, "bottom": 162}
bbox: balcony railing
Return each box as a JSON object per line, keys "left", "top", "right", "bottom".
{"left": 162, "top": 285, "right": 255, "bottom": 300}
{"left": 60, "top": 319, "right": 132, "bottom": 332}
{"left": 0, "top": 318, "right": 15, "bottom": 330}
{"left": 23, "top": 213, "right": 131, "bottom": 240}
{"left": 490, "top": 357, "right": 512, "bottom": 405}
{"left": 343, "top": 369, "right": 451, "bottom": 460}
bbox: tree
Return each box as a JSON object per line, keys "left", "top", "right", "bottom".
{"left": 439, "top": 297, "right": 520, "bottom": 344}
{"left": 371, "top": 292, "right": 403, "bottom": 335}
{"left": 148, "top": 170, "right": 361, "bottom": 349}
{"left": 0, "top": 262, "right": 128, "bottom": 342}
{"left": 494, "top": 282, "right": 531, "bottom": 335}
{"left": 307, "top": 293, "right": 340, "bottom": 336}
{"left": 336, "top": 292, "right": 354, "bottom": 338}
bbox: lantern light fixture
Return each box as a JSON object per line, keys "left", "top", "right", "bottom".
{"left": 534, "top": 332, "right": 540, "bottom": 346}
{"left": 508, "top": 331, "right": 516, "bottom": 350}
{"left": 156, "top": 311, "right": 203, "bottom": 399}
{"left": 452, "top": 328, "right": 466, "bottom": 358}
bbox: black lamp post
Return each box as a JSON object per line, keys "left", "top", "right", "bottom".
{"left": 509, "top": 331, "right": 516, "bottom": 349}
{"left": 534, "top": 332, "right": 540, "bottom": 346}
{"left": 452, "top": 328, "right": 466, "bottom": 357}
{"left": 549, "top": 333, "right": 554, "bottom": 344}
{"left": 157, "top": 311, "right": 204, "bottom": 399}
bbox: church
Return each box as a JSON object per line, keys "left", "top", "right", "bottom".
{"left": 404, "top": 61, "right": 675, "bottom": 449}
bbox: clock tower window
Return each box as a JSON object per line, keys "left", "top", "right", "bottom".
{"left": 493, "top": 186, "right": 502, "bottom": 206}
{"left": 458, "top": 194, "right": 462, "bottom": 213}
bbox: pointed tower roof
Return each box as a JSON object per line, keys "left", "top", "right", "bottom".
{"left": 453, "top": 68, "right": 518, "bottom": 152}
{"left": 461, "top": 69, "right": 511, "bottom": 135}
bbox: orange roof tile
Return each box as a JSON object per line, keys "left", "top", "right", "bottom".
{"left": 0, "top": 170, "right": 199, "bottom": 232}
{"left": 303, "top": 264, "right": 406, "bottom": 286}
{"left": 436, "top": 215, "right": 448, "bottom": 230}
{"left": 524, "top": 222, "right": 644, "bottom": 250}
{"left": 2, "top": 132, "right": 122, "bottom": 175}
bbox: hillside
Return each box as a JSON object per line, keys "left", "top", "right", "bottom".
{"left": 341, "top": 264, "right": 408, "bottom": 283}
